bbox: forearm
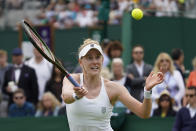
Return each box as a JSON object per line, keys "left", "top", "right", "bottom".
{"left": 141, "top": 98, "right": 152, "bottom": 118}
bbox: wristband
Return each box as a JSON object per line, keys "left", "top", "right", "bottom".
{"left": 144, "top": 87, "right": 152, "bottom": 99}
{"left": 72, "top": 93, "right": 80, "bottom": 100}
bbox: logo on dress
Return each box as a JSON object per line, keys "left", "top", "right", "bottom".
{"left": 101, "top": 107, "right": 106, "bottom": 114}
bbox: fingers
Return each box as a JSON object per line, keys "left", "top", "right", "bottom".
{"left": 73, "top": 86, "right": 88, "bottom": 98}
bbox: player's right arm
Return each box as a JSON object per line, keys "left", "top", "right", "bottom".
{"left": 61, "top": 74, "right": 88, "bottom": 104}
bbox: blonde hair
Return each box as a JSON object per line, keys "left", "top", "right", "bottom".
{"left": 38, "top": 92, "right": 61, "bottom": 111}
{"left": 153, "top": 52, "right": 175, "bottom": 74}
{"left": 192, "top": 57, "right": 196, "bottom": 70}
{"left": 0, "top": 50, "right": 7, "bottom": 57}
{"left": 78, "top": 38, "right": 100, "bottom": 55}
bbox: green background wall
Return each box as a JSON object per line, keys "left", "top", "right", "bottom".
{"left": 0, "top": 16, "right": 196, "bottom": 71}
{"left": 0, "top": 115, "right": 174, "bottom": 131}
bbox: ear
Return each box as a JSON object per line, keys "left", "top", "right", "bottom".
{"left": 79, "top": 59, "right": 82, "bottom": 66}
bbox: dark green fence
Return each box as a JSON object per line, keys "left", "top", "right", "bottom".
{"left": 0, "top": 16, "right": 196, "bottom": 71}
{"left": 0, "top": 115, "right": 174, "bottom": 131}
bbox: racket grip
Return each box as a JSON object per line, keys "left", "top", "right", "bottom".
{"left": 67, "top": 75, "right": 80, "bottom": 87}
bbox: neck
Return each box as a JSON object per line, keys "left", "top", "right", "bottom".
{"left": 175, "top": 60, "right": 181, "bottom": 66}
{"left": 83, "top": 74, "right": 101, "bottom": 89}
{"left": 162, "top": 107, "right": 169, "bottom": 113}
{"left": 114, "top": 74, "right": 123, "bottom": 80}
{"left": 190, "top": 103, "right": 196, "bottom": 108}
{"left": 35, "top": 57, "right": 43, "bottom": 63}
{"left": 135, "top": 60, "right": 142, "bottom": 65}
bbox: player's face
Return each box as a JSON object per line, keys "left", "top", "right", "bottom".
{"left": 80, "top": 49, "right": 103, "bottom": 75}
{"left": 112, "top": 62, "right": 123, "bottom": 77}
{"left": 132, "top": 47, "right": 144, "bottom": 62}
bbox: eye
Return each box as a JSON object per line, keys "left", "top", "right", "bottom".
{"left": 96, "top": 55, "right": 101, "bottom": 60}
{"left": 86, "top": 55, "right": 93, "bottom": 60}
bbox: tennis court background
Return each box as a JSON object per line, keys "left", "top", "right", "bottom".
{"left": 1, "top": 15, "right": 196, "bottom": 71}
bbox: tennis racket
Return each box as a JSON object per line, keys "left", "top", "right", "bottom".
{"left": 21, "top": 20, "right": 80, "bottom": 87}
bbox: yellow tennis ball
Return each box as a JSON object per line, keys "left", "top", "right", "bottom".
{"left": 131, "top": 8, "right": 143, "bottom": 20}
{"left": 178, "top": 0, "right": 184, "bottom": 4}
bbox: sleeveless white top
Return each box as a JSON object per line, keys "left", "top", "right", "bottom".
{"left": 66, "top": 74, "right": 113, "bottom": 131}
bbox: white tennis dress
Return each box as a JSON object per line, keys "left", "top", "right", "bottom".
{"left": 66, "top": 74, "right": 114, "bottom": 131}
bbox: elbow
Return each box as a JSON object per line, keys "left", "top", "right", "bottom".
{"left": 61, "top": 93, "right": 74, "bottom": 104}
{"left": 139, "top": 113, "right": 151, "bottom": 119}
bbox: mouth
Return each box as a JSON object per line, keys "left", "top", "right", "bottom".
{"left": 90, "top": 66, "right": 99, "bottom": 71}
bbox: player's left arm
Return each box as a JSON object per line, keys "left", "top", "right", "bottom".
{"left": 115, "top": 72, "right": 164, "bottom": 118}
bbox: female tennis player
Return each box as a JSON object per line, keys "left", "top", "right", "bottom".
{"left": 62, "top": 39, "right": 164, "bottom": 131}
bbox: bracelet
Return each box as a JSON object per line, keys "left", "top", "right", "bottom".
{"left": 72, "top": 93, "right": 80, "bottom": 100}
{"left": 144, "top": 87, "right": 152, "bottom": 99}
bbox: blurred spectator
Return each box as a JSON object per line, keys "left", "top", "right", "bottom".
{"left": 0, "top": 49, "right": 12, "bottom": 117}
{"left": 172, "top": 86, "right": 196, "bottom": 131}
{"left": 152, "top": 90, "right": 176, "bottom": 117}
{"left": 2, "top": 48, "right": 39, "bottom": 106}
{"left": 126, "top": 44, "right": 152, "bottom": 102}
{"left": 187, "top": 57, "right": 196, "bottom": 87}
{"left": 8, "top": 88, "right": 35, "bottom": 117}
{"left": 101, "top": 38, "right": 111, "bottom": 68}
{"left": 152, "top": 52, "right": 185, "bottom": 111}
{"left": 58, "top": 105, "right": 66, "bottom": 116}
{"left": 111, "top": 58, "right": 132, "bottom": 95}
{"left": 75, "top": 4, "right": 97, "bottom": 27}
{"left": 182, "top": 87, "right": 192, "bottom": 107}
{"left": 25, "top": 48, "right": 53, "bottom": 101}
{"left": 35, "top": 92, "right": 61, "bottom": 117}
{"left": 107, "top": 40, "right": 123, "bottom": 60}
{"left": 45, "top": 65, "right": 64, "bottom": 102}
{"left": 171, "top": 48, "right": 185, "bottom": 84}
{"left": 6, "top": 0, "right": 24, "bottom": 9}
{"left": 0, "top": 50, "right": 12, "bottom": 91}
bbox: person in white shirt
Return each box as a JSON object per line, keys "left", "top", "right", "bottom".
{"left": 62, "top": 38, "right": 164, "bottom": 131}
{"left": 25, "top": 48, "right": 53, "bottom": 100}
{"left": 152, "top": 52, "right": 185, "bottom": 112}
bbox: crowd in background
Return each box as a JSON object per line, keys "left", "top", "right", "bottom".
{"left": 0, "top": 0, "right": 195, "bottom": 29}
{"left": 0, "top": 38, "right": 196, "bottom": 120}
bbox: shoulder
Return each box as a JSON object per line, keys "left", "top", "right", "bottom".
{"left": 173, "top": 70, "right": 182, "bottom": 78}
{"left": 9, "top": 104, "right": 17, "bottom": 110}
{"left": 144, "top": 63, "right": 153, "bottom": 69}
{"left": 104, "top": 79, "right": 124, "bottom": 94}
{"left": 25, "top": 102, "right": 35, "bottom": 109}
{"left": 126, "top": 63, "right": 134, "bottom": 69}
{"left": 178, "top": 107, "right": 189, "bottom": 114}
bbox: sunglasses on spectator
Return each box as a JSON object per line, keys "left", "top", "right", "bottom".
{"left": 160, "top": 97, "right": 170, "bottom": 102}
{"left": 160, "top": 59, "right": 169, "bottom": 63}
{"left": 133, "top": 51, "right": 143, "bottom": 54}
{"left": 14, "top": 96, "right": 24, "bottom": 100}
{"left": 186, "top": 94, "right": 196, "bottom": 98}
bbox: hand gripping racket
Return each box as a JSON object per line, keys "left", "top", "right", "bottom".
{"left": 21, "top": 20, "right": 80, "bottom": 87}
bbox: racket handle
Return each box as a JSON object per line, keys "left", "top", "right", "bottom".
{"left": 66, "top": 75, "right": 80, "bottom": 87}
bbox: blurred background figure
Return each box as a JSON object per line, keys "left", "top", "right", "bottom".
{"left": 25, "top": 48, "right": 53, "bottom": 101}
{"left": 101, "top": 38, "right": 111, "bottom": 68}
{"left": 152, "top": 90, "right": 176, "bottom": 118}
{"left": 45, "top": 65, "right": 64, "bottom": 102}
{"left": 152, "top": 52, "right": 185, "bottom": 111}
{"left": 0, "top": 49, "right": 12, "bottom": 117}
{"left": 187, "top": 57, "right": 196, "bottom": 87}
{"left": 2, "top": 48, "right": 39, "bottom": 106}
{"left": 182, "top": 87, "right": 193, "bottom": 107}
{"left": 126, "top": 44, "right": 152, "bottom": 102}
{"left": 111, "top": 58, "right": 132, "bottom": 96}
{"left": 172, "top": 86, "right": 196, "bottom": 131}
{"left": 171, "top": 48, "right": 185, "bottom": 84}
{"left": 35, "top": 92, "right": 61, "bottom": 117}
{"left": 8, "top": 88, "right": 35, "bottom": 117}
